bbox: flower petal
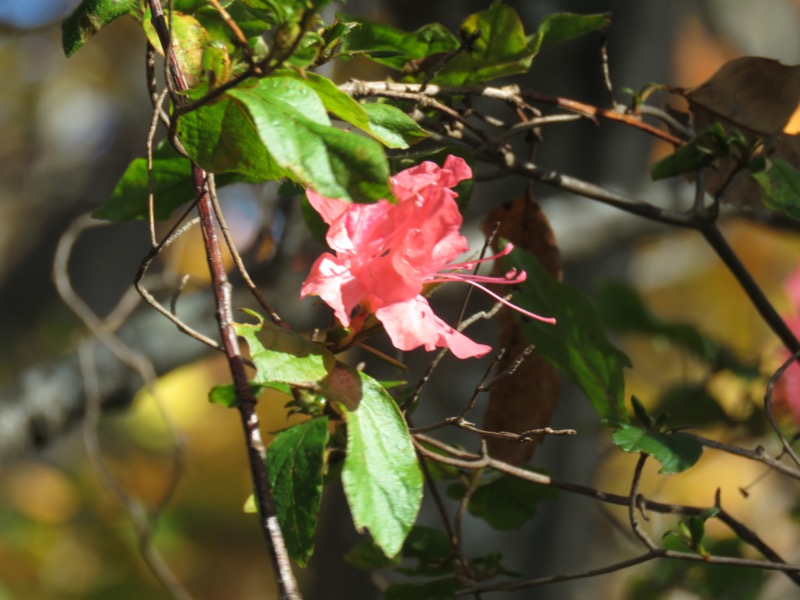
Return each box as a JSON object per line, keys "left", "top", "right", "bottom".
{"left": 301, "top": 254, "right": 364, "bottom": 326}
{"left": 376, "top": 296, "right": 491, "bottom": 359}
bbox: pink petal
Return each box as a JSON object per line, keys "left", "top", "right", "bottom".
{"left": 306, "top": 189, "right": 351, "bottom": 225}
{"left": 376, "top": 296, "right": 491, "bottom": 359}
{"left": 301, "top": 254, "right": 364, "bottom": 326}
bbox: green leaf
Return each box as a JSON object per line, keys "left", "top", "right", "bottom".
{"left": 611, "top": 423, "right": 703, "bottom": 474}
{"left": 266, "top": 417, "right": 329, "bottom": 567}
{"left": 361, "top": 103, "right": 429, "bottom": 149}
{"left": 62, "top": 0, "right": 137, "bottom": 57}
{"left": 751, "top": 157, "right": 800, "bottom": 220}
{"left": 386, "top": 579, "right": 460, "bottom": 600}
{"left": 531, "top": 12, "right": 610, "bottom": 53}
{"left": 651, "top": 124, "right": 732, "bottom": 180}
{"left": 401, "top": 526, "right": 451, "bottom": 566}
{"left": 340, "top": 15, "right": 459, "bottom": 71}
{"left": 595, "top": 281, "right": 758, "bottom": 377}
{"left": 448, "top": 472, "right": 557, "bottom": 531}
{"left": 234, "top": 311, "right": 334, "bottom": 387}
{"left": 340, "top": 372, "right": 423, "bottom": 558}
{"left": 208, "top": 382, "right": 263, "bottom": 408}
{"left": 278, "top": 70, "right": 428, "bottom": 148}
{"left": 144, "top": 11, "right": 211, "bottom": 88}
{"left": 505, "top": 246, "right": 630, "bottom": 423}
{"left": 651, "top": 138, "right": 717, "bottom": 180}
{"left": 656, "top": 384, "right": 732, "bottom": 428}
{"left": 436, "top": 1, "right": 535, "bottom": 85}
{"left": 178, "top": 77, "right": 393, "bottom": 202}
{"left": 346, "top": 526, "right": 452, "bottom": 575}
{"left": 345, "top": 538, "right": 402, "bottom": 570}
{"left": 93, "top": 141, "right": 243, "bottom": 222}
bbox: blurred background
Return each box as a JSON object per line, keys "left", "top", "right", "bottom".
{"left": 1, "top": 0, "right": 800, "bottom": 598}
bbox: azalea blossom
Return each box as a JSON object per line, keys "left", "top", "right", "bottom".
{"left": 300, "top": 155, "right": 555, "bottom": 359}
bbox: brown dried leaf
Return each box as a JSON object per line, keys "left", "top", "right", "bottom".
{"left": 686, "top": 56, "right": 800, "bottom": 137}
{"left": 673, "top": 56, "right": 800, "bottom": 207}
{"left": 481, "top": 195, "right": 561, "bottom": 465}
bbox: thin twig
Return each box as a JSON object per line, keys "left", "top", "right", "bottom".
{"left": 207, "top": 174, "right": 284, "bottom": 324}
{"left": 147, "top": 2, "right": 299, "bottom": 597}
{"left": 685, "top": 433, "right": 800, "bottom": 480}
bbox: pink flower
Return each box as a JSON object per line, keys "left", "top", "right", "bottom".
{"left": 301, "top": 155, "right": 555, "bottom": 359}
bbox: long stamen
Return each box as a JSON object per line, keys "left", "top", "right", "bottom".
{"left": 444, "top": 242, "right": 516, "bottom": 272}
{"left": 432, "top": 272, "right": 555, "bottom": 324}
{"left": 429, "top": 270, "right": 526, "bottom": 286}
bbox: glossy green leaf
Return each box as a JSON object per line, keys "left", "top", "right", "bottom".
{"left": 612, "top": 423, "right": 703, "bottom": 474}
{"left": 361, "top": 103, "right": 429, "bottom": 149}
{"left": 93, "top": 141, "right": 241, "bottom": 222}
{"left": 279, "top": 71, "right": 427, "bottom": 148}
{"left": 178, "top": 77, "right": 393, "bottom": 201}
{"left": 448, "top": 472, "right": 557, "bottom": 531}
{"left": 234, "top": 311, "right": 334, "bottom": 387}
{"left": 340, "top": 15, "right": 459, "bottom": 71}
{"left": 280, "top": 70, "right": 370, "bottom": 127}
{"left": 505, "top": 246, "right": 630, "bottom": 423}
{"left": 436, "top": 1, "right": 534, "bottom": 85}
{"left": 266, "top": 417, "right": 329, "bottom": 566}
{"left": 176, "top": 89, "right": 287, "bottom": 182}
{"left": 62, "top": 0, "right": 136, "bottom": 57}
{"left": 531, "top": 12, "right": 610, "bottom": 53}
{"left": 340, "top": 372, "right": 423, "bottom": 558}
{"left": 751, "top": 157, "right": 800, "bottom": 220}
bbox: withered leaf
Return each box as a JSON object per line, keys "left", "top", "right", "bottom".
{"left": 481, "top": 195, "right": 561, "bottom": 465}
{"left": 671, "top": 56, "right": 800, "bottom": 208}
{"left": 686, "top": 56, "right": 800, "bottom": 137}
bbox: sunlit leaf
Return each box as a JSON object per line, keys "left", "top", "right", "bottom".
{"left": 144, "top": 10, "right": 211, "bottom": 88}
{"left": 361, "top": 103, "right": 429, "bottom": 149}
{"left": 505, "top": 246, "right": 630, "bottom": 424}
{"left": 340, "top": 372, "right": 423, "bottom": 558}
{"left": 531, "top": 12, "right": 610, "bottom": 53}
{"left": 612, "top": 423, "right": 702, "bottom": 474}
{"left": 178, "top": 77, "right": 393, "bottom": 202}
{"left": 340, "top": 15, "right": 459, "bottom": 71}
{"left": 234, "top": 310, "right": 334, "bottom": 387}
{"left": 436, "top": 1, "right": 534, "bottom": 85}
{"left": 208, "top": 382, "right": 263, "bottom": 408}
{"left": 62, "top": 0, "right": 137, "bottom": 57}
{"left": 266, "top": 417, "right": 329, "bottom": 567}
